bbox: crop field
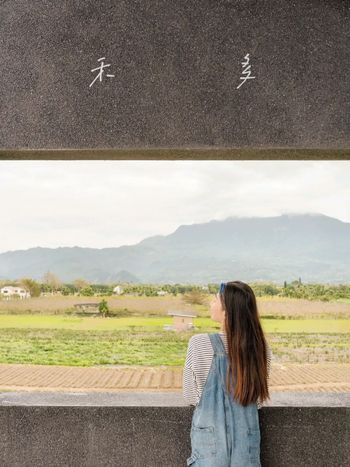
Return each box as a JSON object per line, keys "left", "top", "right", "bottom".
{"left": 1, "top": 294, "right": 349, "bottom": 318}
{"left": 0, "top": 295, "right": 349, "bottom": 367}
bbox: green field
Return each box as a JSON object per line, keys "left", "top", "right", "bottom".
{"left": 0, "top": 314, "right": 349, "bottom": 332}
{"left": 0, "top": 314, "right": 349, "bottom": 366}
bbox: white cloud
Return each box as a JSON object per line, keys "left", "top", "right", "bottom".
{"left": 0, "top": 160, "right": 349, "bottom": 253}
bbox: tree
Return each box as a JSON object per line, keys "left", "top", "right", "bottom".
{"left": 99, "top": 299, "right": 110, "bottom": 317}
{"left": 19, "top": 278, "right": 41, "bottom": 297}
{"left": 73, "top": 278, "right": 89, "bottom": 291}
{"left": 80, "top": 286, "right": 94, "bottom": 296}
{"left": 262, "top": 284, "right": 279, "bottom": 296}
{"left": 42, "top": 271, "right": 62, "bottom": 293}
{"left": 61, "top": 287, "right": 71, "bottom": 296}
{"left": 182, "top": 289, "right": 207, "bottom": 306}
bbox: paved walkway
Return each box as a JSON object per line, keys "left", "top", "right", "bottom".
{"left": 0, "top": 362, "right": 349, "bottom": 393}
{"left": 1, "top": 391, "right": 350, "bottom": 407}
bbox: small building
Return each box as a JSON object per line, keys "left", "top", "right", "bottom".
{"left": 113, "top": 286, "right": 123, "bottom": 295}
{"left": 73, "top": 303, "right": 100, "bottom": 315}
{"left": 0, "top": 285, "right": 30, "bottom": 299}
{"left": 165, "top": 310, "right": 197, "bottom": 332}
{"left": 157, "top": 290, "right": 167, "bottom": 296}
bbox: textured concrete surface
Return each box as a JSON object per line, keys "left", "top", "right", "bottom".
{"left": 0, "top": 1, "right": 349, "bottom": 151}
{"left": 0, "top": 405, "right": 349, "bottom": 466}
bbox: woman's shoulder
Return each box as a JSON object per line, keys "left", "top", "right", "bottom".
{"left": 189, "top": 332, "right": 211, "bottom": 342}
{"left": 188, "top": 333, "right": 213, "bottom": 348}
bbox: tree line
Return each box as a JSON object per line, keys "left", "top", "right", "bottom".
{"left": 1, "top": 272, "right": 349, "bottom": 302}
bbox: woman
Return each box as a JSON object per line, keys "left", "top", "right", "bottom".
{"left": 183, "top": 281, "right": 272, "bottom": 466}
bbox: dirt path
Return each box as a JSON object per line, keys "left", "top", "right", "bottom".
{"left": 0, "top": 362, "right": 349, "bottom": 393}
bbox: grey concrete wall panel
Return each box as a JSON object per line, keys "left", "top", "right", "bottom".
{"left": 0, "top": 405, "right": 349, "bottom": 466}
{"left": 0, "top": 1, "right": 349, "bottom": 151}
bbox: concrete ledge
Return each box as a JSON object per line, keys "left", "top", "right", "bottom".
{"left": 1, "top": 390, "right": 350, "bottom": 407}
{"left": 1, "top": 148, "right": 350, "bottom": 160}
{"left": 0, "top": 392, "right": 349, "bottom": 466}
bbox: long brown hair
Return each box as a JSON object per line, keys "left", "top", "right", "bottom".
{"left": 219, "top": 280, "right": 270, "bottom": 407}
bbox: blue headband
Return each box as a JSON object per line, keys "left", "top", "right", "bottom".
{"left": 219, "top": 282, "right": 226, "bottom": 295}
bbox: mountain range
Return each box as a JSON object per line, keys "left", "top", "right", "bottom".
{"left": 0, "top": 213, "right": 349, "bottom": 284}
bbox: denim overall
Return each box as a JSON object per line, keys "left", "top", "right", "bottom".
{"left": 186, "top": 333, "right": 261, "bottom": 467}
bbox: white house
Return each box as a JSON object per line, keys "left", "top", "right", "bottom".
{"left": 0, "top": 286, "right": 31, "bottom": 299}
{"left": 113, "top": 285, "right": 123, "bottom": 295}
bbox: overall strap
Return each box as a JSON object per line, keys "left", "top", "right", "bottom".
{"left": 208, "top": 333, "right": 226, "bottom": 355}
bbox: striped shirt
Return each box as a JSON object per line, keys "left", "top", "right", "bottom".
{"left": 182, "top": 332, "right": 272, "bottom": 410}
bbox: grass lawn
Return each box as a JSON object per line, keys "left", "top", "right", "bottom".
{"left": 0, "top": 314, "right": 349, "bottom": 366}
{"left": 0, "top": 314, "right": 349, "bottom": 332}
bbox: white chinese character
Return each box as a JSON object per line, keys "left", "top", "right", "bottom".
{"left": 236, "top": 53, "right": 256, "bottom": 89}
{"left": 89, "top": 57, "right": 115, "bottom": 88}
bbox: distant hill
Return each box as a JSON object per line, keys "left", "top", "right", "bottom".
{"left": 0, "top": 213, "right": 349, "bottom": 284}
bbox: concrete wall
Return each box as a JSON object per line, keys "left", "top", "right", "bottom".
{"left": 0, "top": 0, "right": 349, "bottom": 151}
{"left": 0, "top": 405, "right": 349, "bottom": 466}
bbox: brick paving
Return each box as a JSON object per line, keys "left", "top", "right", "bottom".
{"left": 0, "top": 362, "right": 349, "bottom": 393}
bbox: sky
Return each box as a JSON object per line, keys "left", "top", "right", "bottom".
{"left": 0, "top": 160, "right": 349, "bottom": 254}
